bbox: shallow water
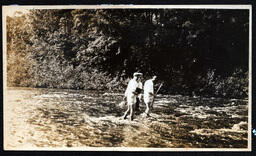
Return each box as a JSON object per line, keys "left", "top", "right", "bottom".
{"left": 4, "top": 87, "right": 248, "bottom": 149}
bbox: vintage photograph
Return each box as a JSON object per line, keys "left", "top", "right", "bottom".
{"left": 3, "top": 5, "right": 252, "bottom": 150}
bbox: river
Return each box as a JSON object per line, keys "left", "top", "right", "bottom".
{"left": 4, "top": 87, "right": 248, "bottom": 150}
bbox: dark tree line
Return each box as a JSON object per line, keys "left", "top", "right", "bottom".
{"left": 6, "top": 9, "right": 249, "bottom": 98}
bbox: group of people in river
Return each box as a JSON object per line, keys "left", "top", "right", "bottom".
{"left": 122, "top": 72, "right": 157, "bottom": 121}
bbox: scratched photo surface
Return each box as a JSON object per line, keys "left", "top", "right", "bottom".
{"left": 3, "top": 6, "right": 251, "bottom": 150}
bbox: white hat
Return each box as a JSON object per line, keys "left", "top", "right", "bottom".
{"left": 133, "top": 72, "right": 143, "bottom": 77}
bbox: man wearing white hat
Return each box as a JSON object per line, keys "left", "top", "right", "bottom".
{"left": 122, "top": 72, "right": 143, "bottom": 121}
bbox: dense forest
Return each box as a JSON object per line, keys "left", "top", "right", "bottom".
{"left": 6, "top": 9, "right": 249, "bottom": 98}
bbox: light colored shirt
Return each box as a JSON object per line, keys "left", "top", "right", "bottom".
{"left": 125, "top": 78, "right": 140, "bottom": 97}
{"left": 144, "top": 79, "right": 154, "bottom": 95}
{"left": 138, "top": 81, "right": 143, "bottom": 89}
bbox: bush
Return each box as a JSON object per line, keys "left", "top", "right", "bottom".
{"left": 199, "top": 68, "right": 248, "bottom": 98}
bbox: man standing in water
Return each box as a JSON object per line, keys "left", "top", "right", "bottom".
{"left": 123, "top": 72, "right": 143, "bottom": 121}
{"left": 143, "top": 76, "right": 157, "bottom": 117}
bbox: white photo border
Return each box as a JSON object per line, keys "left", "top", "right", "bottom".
{"left": 2, "top": 5, "right": 252, "bottom": 151}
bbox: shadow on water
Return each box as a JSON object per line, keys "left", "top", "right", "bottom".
{"left": 7, "top": 87, "right": 248, "bottom": 148}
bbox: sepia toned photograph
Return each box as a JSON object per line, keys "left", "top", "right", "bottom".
{"left": 3, "top": 5, "right": 252, "bottom": 151}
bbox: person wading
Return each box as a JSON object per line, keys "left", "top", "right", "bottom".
{"left": 143, "top": 76, "right": 157, "bottom": 117}
{"left": 122, "top": 72, "right": 143, "bottom": 121}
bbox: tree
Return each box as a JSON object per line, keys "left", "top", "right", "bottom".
{"left": 6, "top": 8, "right": 249, "bottom": 98}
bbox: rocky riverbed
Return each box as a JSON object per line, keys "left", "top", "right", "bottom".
{"left": 4, "top": 87, "right": 248, "bottom": 150}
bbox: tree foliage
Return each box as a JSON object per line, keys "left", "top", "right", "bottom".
{"left": 6, "top": 9, "right": 249, "bottom": 98}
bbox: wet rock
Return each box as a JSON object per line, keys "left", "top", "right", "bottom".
{"left": 232, "top": 121, "right": 248, "bottom": 131}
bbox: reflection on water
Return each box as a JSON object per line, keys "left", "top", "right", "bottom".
{"left": 4, "top": 87, "right": 248, "bottom": 149}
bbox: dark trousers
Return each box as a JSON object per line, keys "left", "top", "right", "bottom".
{"left": 135, "top": 97, "right": 140, "bottom": 111}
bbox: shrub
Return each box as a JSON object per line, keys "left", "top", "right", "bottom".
{"left": 199, "top": 68, "right": 248, "bottom": 98}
